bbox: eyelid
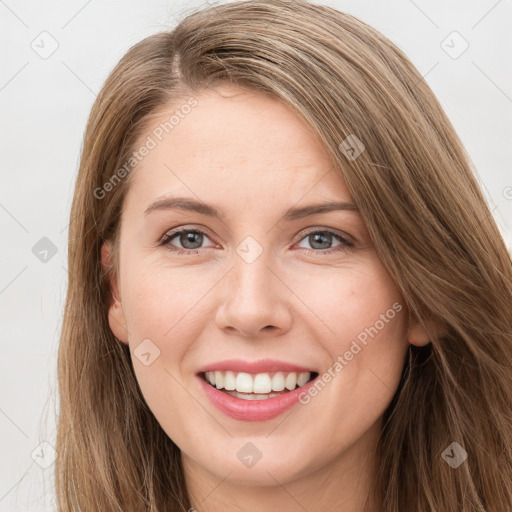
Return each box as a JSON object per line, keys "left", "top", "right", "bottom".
{"left": 160, "top": 224, "right": 355, "bottom": 253}
{"left": 294, "top": 226, "right": 354, "bottom": 245}
{"left": 160, "top": 224, "right": 216, "bottom": 244}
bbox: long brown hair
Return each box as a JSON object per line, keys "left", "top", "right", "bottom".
{"left": 55, "top": 1, "right": 512, "bottom": 510}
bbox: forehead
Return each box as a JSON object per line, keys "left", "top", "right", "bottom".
{"left": 124, "top": 85, "right": 352, "bottom": 213}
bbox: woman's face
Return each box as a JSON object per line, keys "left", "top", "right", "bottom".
{"left": 103, "top": 84, "right": 410, "bottom": 490}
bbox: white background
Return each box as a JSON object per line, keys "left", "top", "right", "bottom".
{"left": 1, "top": 0, "right": 511, "bottom": 510}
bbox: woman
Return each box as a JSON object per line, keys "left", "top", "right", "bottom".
{"left": 55, "top": 1, "right": 512, "bottom": 510}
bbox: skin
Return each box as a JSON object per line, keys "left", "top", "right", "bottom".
{"left": 101, "top": 84, "right": 430, "bottom": 512}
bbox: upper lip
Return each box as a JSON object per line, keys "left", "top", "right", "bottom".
{"left": 196, "top": 359, "right": 317, "bottom": 375}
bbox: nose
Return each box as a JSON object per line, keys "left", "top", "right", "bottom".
{"left": 215, "top": 249, "right": 293, "bottom": 338}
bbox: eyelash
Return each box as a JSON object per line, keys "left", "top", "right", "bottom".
{"left": 159, "top": 226, "right": 355, "bottom": 256}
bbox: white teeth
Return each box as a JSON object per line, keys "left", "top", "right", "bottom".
{"left": 204, "top": 370, "right": 313, "bottom": 393}
{"left": 235, "top": 372, "right": 253, "bottom": 393}
{"left": 285, "top": 372, "right": 297, "bottom": 390}
{"left": 224, "top": 391, "right": 281, "bottom": 400}
{"left": 271, "top": 372, "right": 285, "bottom": 391}
{"left": 253, "top": 373, "right": 272, "bottom": 394}
{"left": 224, "top": 371, "right": 236, "bottom": 390}
{"left": 297, "top": 372, "right": 310, "bottom": 386}
{"left": 214, "top": 371, "right": 224, "bottom": 389}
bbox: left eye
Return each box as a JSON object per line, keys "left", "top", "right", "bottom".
{"left": 295, "top": 230, "right": 354, "bottom": 253}
{"left": 160, "top": 228, "right": 354, "bottom": 255}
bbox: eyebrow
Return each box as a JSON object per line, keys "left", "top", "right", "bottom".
{"left": 144, "top": 197, "right": 359, "bottom": 221}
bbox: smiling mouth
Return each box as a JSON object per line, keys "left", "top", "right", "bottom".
{"left": 200, "top": 370, "right": 319, "bottom": 400}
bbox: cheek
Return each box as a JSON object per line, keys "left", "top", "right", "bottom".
{"left": 120, "top": 261, "right": 220, "bottom": 408}
{"left": 120, "top": 267, "right": 211, "bottom": 440}
{"left": 122, "top": 262, "right": 215, "bottom": 344}
{"left": 291, "top": 259, "right": 406, "bottom": 351}
{"left": 296, "top": 260, "right": 409, "bottom": 423}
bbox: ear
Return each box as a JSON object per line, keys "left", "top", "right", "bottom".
{"left": 101, "top": 241, "right": 129, "bottom": 345}
{"left": 407, "top": 318, "right": 442, "bottom": 347}
{"left": 407, "top": 321, "right": 431, "bottom": 347}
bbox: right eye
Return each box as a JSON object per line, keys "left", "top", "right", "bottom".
{"left": 160, "top": 227, "right": 217, "bottom": 254}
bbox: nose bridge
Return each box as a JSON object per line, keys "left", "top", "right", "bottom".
{"left": 231, "top": 233, "right": 278, "bottom": 303}
{"left": 215, "top": 233, "right": 291, "bottom": 336}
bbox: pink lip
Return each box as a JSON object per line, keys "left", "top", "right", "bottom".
{"left": 196, "top": 358, "right": 316, "bottom": 374}
{"left": 197, "top": 373, "right": 319, "bottom": 422}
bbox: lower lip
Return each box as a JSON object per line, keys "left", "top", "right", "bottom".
{"left": 197, "top": 374, "right": 318, "bottom": 421}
